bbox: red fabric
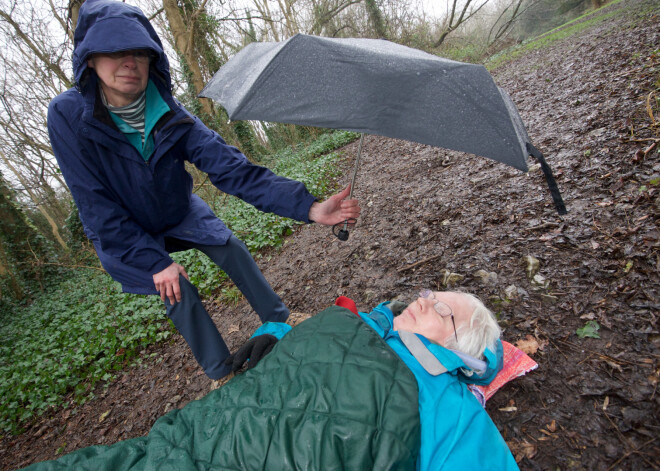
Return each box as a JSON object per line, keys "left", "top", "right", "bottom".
{"left": 335, "top": 296, "right": 358, "bottom": 315}
{"left": 475, "top": 340, "right": 538, "bottom": 401}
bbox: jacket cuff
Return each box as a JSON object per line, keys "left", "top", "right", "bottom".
{"left": 151, "top": 256, "right": 175, "bottom": 275}
{"left": 300, "top": 192, "right": 318, "bottom": 223}
{"left": 251, "top": 322, "right": 292, "bottom": 340}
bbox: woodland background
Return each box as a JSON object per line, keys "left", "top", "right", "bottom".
{"left": 0, "top": 0, "right": 623, "bottom": 447}
{"left": 0, "top": 0, "right": 604, "bottom": 297}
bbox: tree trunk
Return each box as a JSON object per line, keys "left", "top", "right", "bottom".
{"left": 364, "top": 0, "right": 387, "bottom": 39}
{"left": 68, "top": 0, "right": 84, "bottom": 37}
{"left": 0, "top": 150, "right": 67, "bottom": 249}
{"left": 433, "top": 0, "right": 490, "bottom": 48}
{"left": 0, "top": 173, "right": 47, "bottom": 301}
{"left": 162, "top": 0, "right": 215, "bottom": 117}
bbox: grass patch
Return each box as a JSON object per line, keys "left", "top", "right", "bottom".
{"left": 0, "top": 129, "right": 358, "bottom": 435}
{"left": 486, "top": 0, "right": 626, "bottom": 70}
{"left": 438, "top": 42, "right": 488, "bottom": 65}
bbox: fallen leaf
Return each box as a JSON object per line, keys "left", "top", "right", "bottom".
{"left": 226, "top": 324, "right": 240, "bottom": 334}
{"left": 577, "top": 320, "right": 600, "bottom": 339}
{"left": 516, "top": 335, "right": 541, "bottom": 355}
{"left": 602, "top": 396, "right": 610, "bottom": 411}
{"left": 648, "top": 367, "right": 659, "bottom": 386}
{"left": 547, "top": 420, "right": 557, "bottom": 432}
{"left": 605, "top": 360, "right": 623, "bottom": 373}
{"left": 499, "top": 406, "right": 518, "bottom": 412}
{"left": 512, "top": 440, "right": 538, "bottom": 462}
{"left": 99, "top": 410, "right": 111, "bottom": 423}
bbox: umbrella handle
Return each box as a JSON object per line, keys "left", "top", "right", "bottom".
{"left": 333, "top": 218, "right": 357, "bottom": 241}
{"left": 332, "top": 133, "right": 364, "bottom": 241}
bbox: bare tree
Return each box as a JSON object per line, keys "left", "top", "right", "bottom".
{"left": 0, "top": 0, "right": 73, "bottom": 248}
{"left": 433, "top": 0, "right": 490, "bottom": 48}
{"left": 487, "top": 0, "right": 539, "bottom": 47}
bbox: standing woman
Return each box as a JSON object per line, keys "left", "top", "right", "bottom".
{"left": 47, "top": 0, "right": 359, "bottom": 380}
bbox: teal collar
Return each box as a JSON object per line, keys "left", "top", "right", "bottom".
{"left": 108, "top": 80, "right": 170, "bottom": 161}
{"left": 144, "top": 80, "right": 170, "bottom": 139}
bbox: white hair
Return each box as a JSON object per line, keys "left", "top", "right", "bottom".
{"left": 443, "top": 292, "right": 501, "bottom": 360}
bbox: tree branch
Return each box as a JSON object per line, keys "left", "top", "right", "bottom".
{"left": 0, "top": 9, "right": 73, "bottom": 87}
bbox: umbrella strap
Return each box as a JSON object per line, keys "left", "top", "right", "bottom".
{"left": 526, "top": 143, "right": 567, "bottom": 215}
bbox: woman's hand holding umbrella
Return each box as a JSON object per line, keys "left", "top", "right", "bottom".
{"left": 308, "top": 185, "right": 360, "bottom": 227}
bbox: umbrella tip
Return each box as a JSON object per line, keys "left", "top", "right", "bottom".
{"left": 333, "top": 226, "right": 350, "bottom": 241}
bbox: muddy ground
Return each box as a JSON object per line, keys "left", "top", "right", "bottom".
{"left": 1, "top": 0, "right": 658, "bottom": 469}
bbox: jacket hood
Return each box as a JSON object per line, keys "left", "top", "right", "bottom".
{"left": 368, "top": 302, "right": 503, "bottom": 386}
{"left": 73, "top": 0, "right": 171, "bottom": 90}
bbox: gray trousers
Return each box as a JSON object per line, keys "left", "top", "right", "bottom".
{"left": 164, "top": 235, "right": 289, "bottom": 379}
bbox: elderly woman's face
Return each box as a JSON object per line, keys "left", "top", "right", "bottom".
{"left": 392, "top": 291, "right": 472, "bottom": 346}
{"left": 87, "top": 50, "right": 151, "bottom": 107}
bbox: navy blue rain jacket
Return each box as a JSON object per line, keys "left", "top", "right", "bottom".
{"left": 47, "top": 0, "right": 317, "bottom": 294}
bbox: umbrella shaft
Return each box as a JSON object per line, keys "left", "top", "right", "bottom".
{"left": 343, "top": 133, "right": 364, "bottom": 231}
{"left": 349, "top": 133, "right": 364, "bottom": 199}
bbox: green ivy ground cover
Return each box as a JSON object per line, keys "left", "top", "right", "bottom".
{"left": 0, "top": 270, "right": 167, "bottom": 435}
{"left": 0, "top": 130, "right": 358, "bottom": 435}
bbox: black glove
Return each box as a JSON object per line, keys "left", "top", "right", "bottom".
{"left": 224, "top": 334, "right": 278, "bottom": 373}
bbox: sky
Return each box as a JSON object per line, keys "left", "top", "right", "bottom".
{"left": 422, "top": 0, "right": 443, "bottom": 18}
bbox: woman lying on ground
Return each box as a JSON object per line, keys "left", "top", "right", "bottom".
{"left": 230, "top": 290, "right": 519, "bottom": 470}
{"left": 23, "top": 290, "right": 519, "bottom": 471}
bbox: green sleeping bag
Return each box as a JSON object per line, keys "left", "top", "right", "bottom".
{"left": 24, "top": 306, "right": 421, "bottom": 470}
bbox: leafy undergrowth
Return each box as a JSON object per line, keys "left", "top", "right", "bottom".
{"left": 0, "top": 270, "right": 168, "bottom": 435}
{"left": 0, "top": 130, "right": 358, "bottom": 436}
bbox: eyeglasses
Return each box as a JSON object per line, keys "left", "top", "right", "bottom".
{"left": 103, "top": 50, "right": 153, "bottom": 63}
{"left": 419, "top": 289, "right": 458, "bottom": 341}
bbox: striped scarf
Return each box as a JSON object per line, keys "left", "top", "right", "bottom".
{"left": 102, "top": 89, "right": 147, "bottom": 143}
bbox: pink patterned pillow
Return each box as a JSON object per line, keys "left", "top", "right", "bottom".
{"left": 469, "top": 341, "right": 538, "bottom": 406}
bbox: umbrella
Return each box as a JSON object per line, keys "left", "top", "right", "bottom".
{"left": 200, "top": 34, "right": 566, "bottom": 238}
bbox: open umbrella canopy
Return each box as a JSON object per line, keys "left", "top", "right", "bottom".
{"left": 200, "top": 33, "right": 565, "bottom": 213}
